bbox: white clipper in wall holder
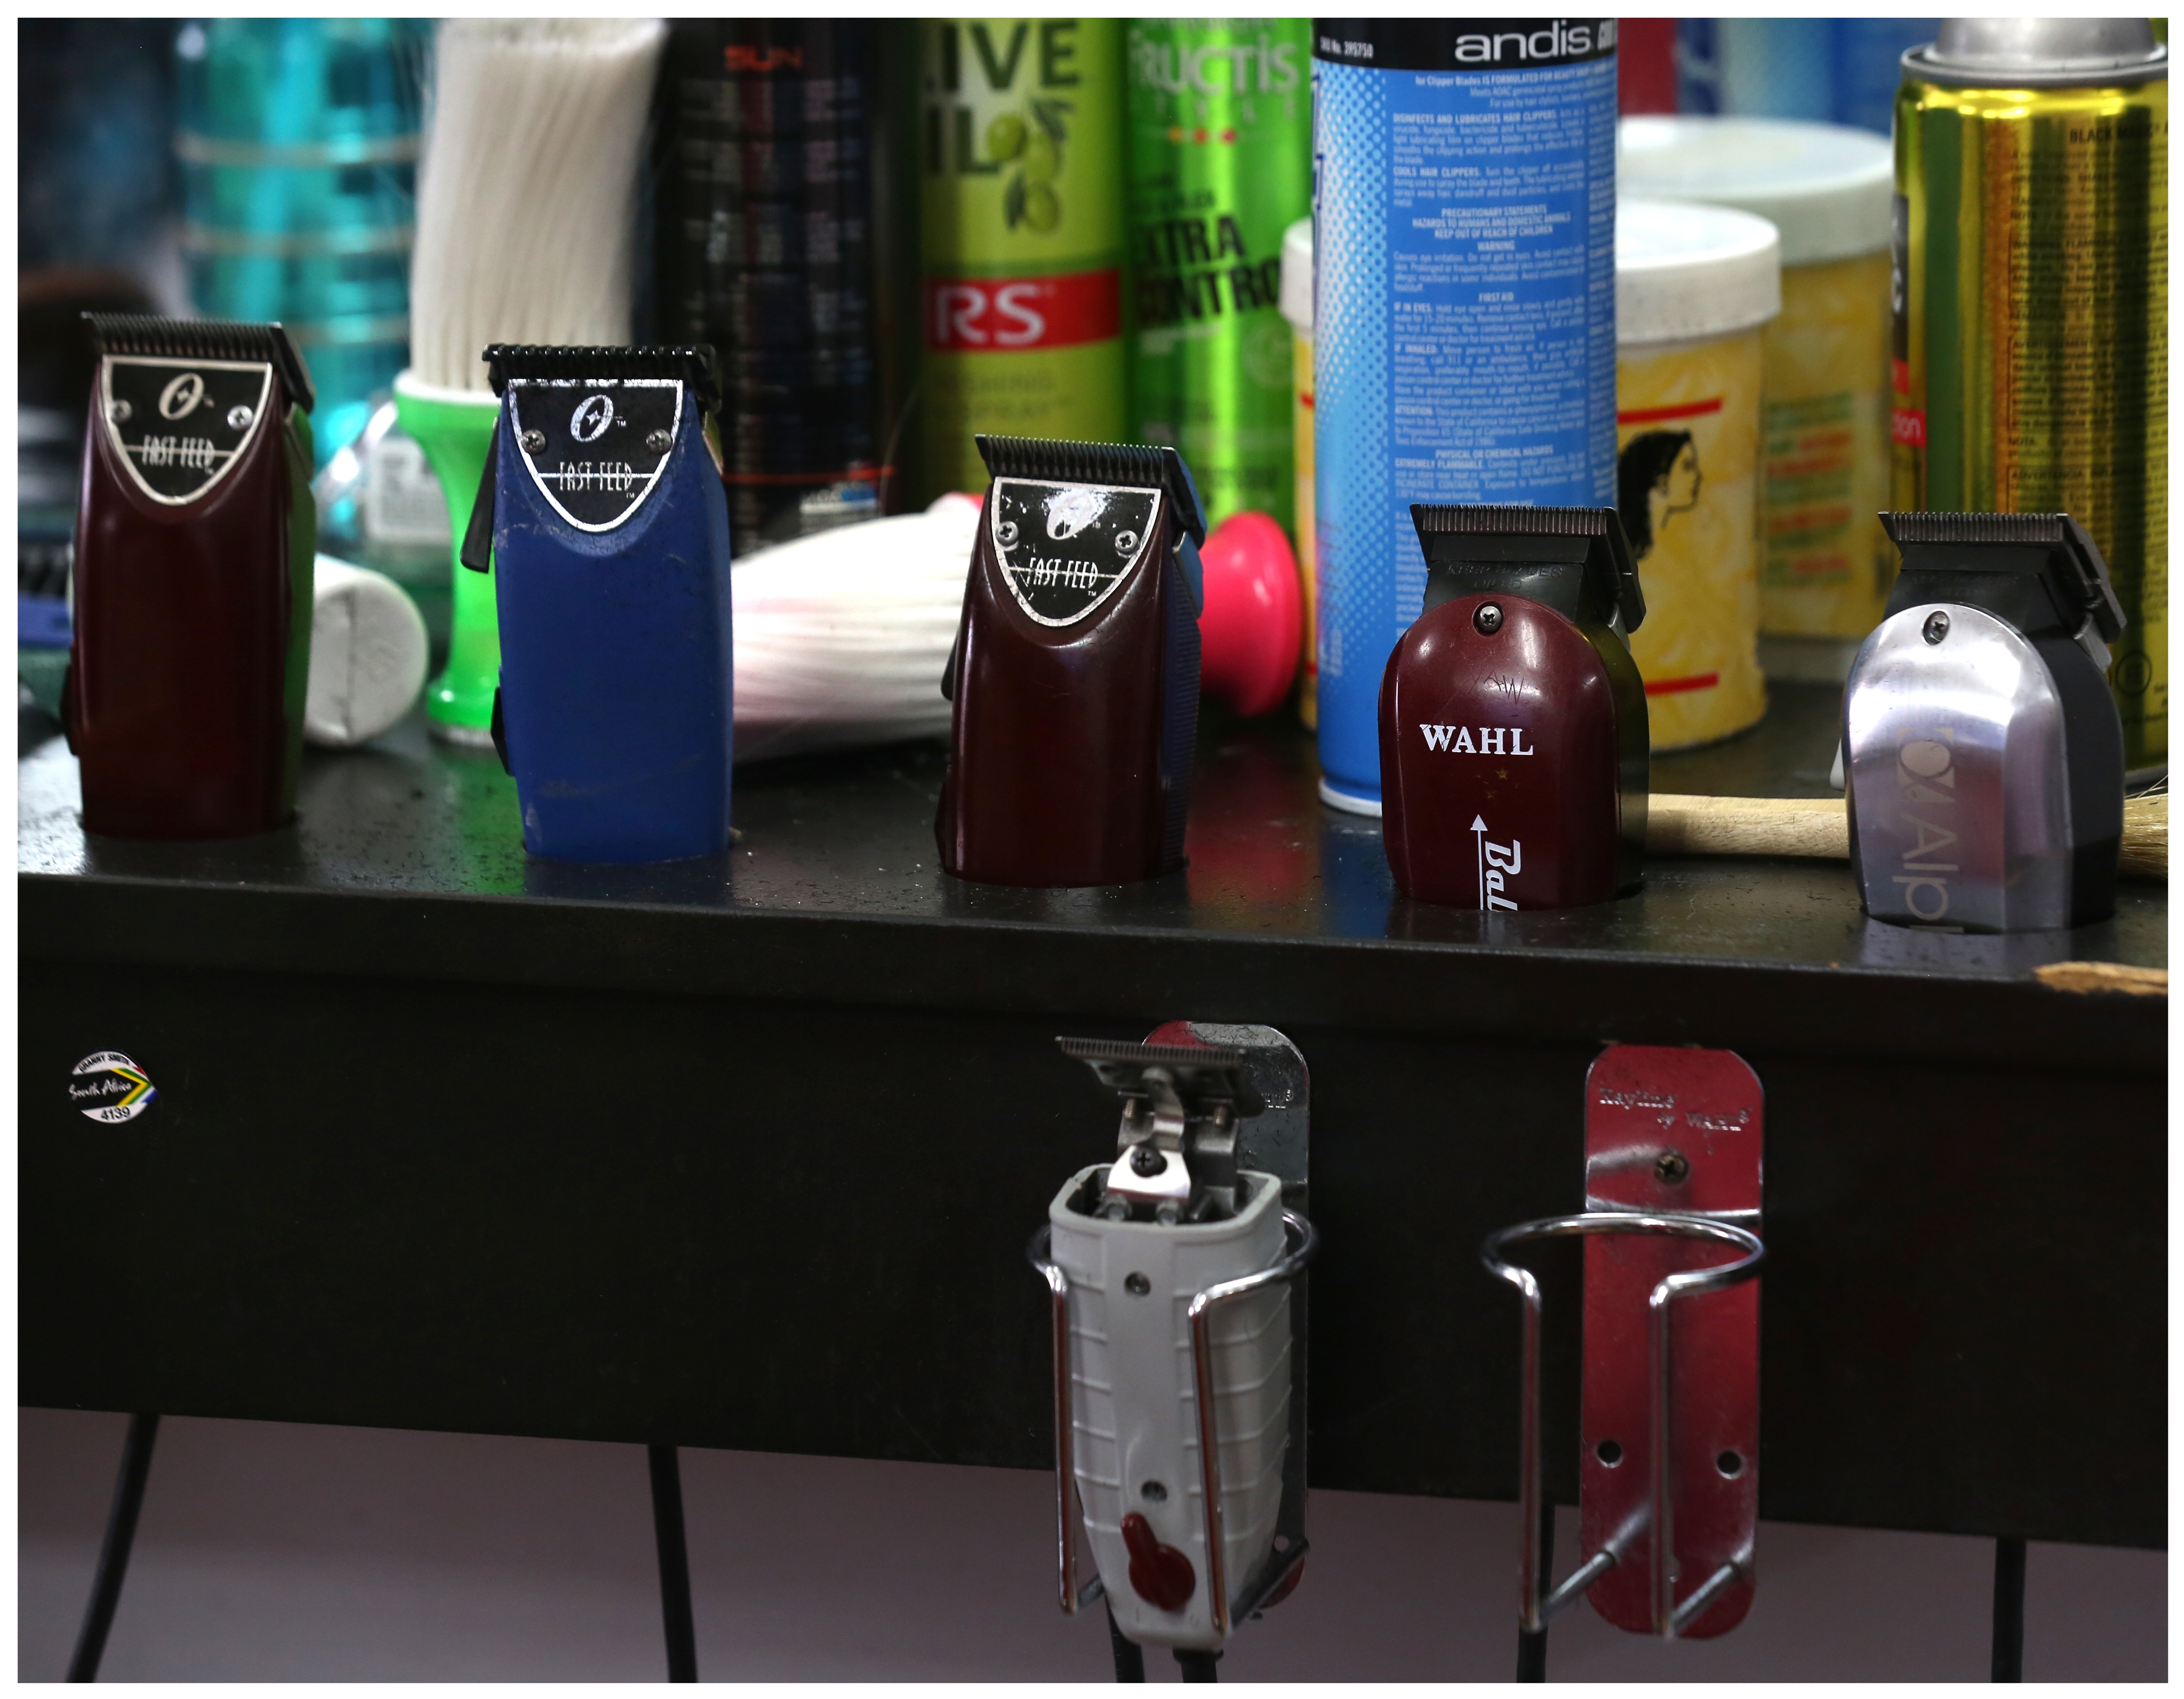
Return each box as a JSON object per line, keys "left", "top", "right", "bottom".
{"left": 1029, "top": 1023, "right": 1315, "bottom": 1664}
{"left": 1481, "top": 1044, "right": 1765, "bottom": 1650}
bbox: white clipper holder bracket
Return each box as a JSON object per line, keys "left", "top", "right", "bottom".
{"left": 1028, "top": 1022, "right": 1315, "bottom": 1652}
{"left": 1481, "top": 1043, "right": 1765, "bottom": 1641}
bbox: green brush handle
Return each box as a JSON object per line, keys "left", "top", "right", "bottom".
{"left": 394, "top": 373, "right": 500, "bottom": 739}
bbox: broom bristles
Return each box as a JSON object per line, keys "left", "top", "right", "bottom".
{"left": 409, "top": 19, "right": 666, "bottom": 392}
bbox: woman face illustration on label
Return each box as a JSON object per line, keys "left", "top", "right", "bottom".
{"left": 1617, "top": 429, "right": 1700, "bottom": 562}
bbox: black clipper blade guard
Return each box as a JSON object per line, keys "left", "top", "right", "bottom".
{"left": 936, "top": 436, "right": 1207, "bottom": 887}
{"left": 1030, "top": 1024, "right": 1313, "bottom": 1658}
{"left": 85, "top": 313, "right": 315, "bottom": 413}
{"left": 1845, "top": 512, "right": 2127, "bottom": 932}
{"left": 1413, "top": 502, "right": 1645, "bottom": 634}
{"left": 459, "top": 344, "right": 724, "bottom": 575}
{"left": 1381, "top": 505, "right": 1648, "bottom": 909}
{"left": 67, "top": 311, "right": 316, "bottom": 839}
{"left": 1483, "top": 1045, "right": 1765, "bottom": 1658}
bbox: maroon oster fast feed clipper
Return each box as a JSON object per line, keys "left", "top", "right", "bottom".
{"left": 66, "top": 314, "right": 316, "bottom": 839}
{"left": 937, "top": 434, "right": 1207, "bottom": 887}
{"left": 1380, "top": 505, "right": 1648, "bottom": 910}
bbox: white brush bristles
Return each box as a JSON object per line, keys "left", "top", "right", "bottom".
{"left": 408, "top": 19, "right": 667, "bottom": 392}
{"left": 731, "top": 498, "right": 982, "bottom": 765}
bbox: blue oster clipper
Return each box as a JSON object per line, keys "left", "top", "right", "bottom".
{"left": 460, "top": 345, "right": 733, "bottom": 863}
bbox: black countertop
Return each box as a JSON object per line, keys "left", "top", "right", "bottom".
{"left": 19, "top": 683, "right": 2164, "bottom": 1071}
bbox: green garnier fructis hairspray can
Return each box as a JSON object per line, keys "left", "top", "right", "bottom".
{"left": 1893, "top": 19, "right": 2168, "bottom": 779}
{"left": 1124, "top": 19, "right": 1311, "bottom": 534}
{"left": 920, "top": 19, "right": 1128, "bottom": 498}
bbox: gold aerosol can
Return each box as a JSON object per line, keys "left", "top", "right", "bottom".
{"left": 1892, "top": 19, "right": 2168, "bottom": 778}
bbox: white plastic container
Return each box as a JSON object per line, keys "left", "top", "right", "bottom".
{"left": 1619, "top": 117, "right": 1894, "bottom": 677}
{"left": 1047, "top": 1164, "right": 1290, "bottom": 1652}
{"left": 305, "top": 556, "right": 430, "bottom": 749}
{"left": 1278, "top": 217, "right": 1316, "bottom": 730}
{"left": 1616, "top": 198, "right": 1782, "bottom": 751}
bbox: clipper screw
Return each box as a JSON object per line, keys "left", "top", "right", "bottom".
{"left": 1923, "top": 610, "right": 1951, "bottom": 645}
{"left": 1124, "top": 1272, "right": 1151, "bottom": 1296}
{"left": 1129, "top": 1143, "right": 1167, "bottom": 1177}
{"left": 226, "top": 405, "right": 254, "bottom": 431}
{"left": 1654, "top": 1149, "right": 1690, "bottom": 1184}
{"left": 521, "top": 429, "right": 547, "bottom": 454}
{"left": 109, "top": 400, "right": 132, "bottom": 425}
{"left": 1475, "top": 603, "right": 1505, "bottom": 635}
{"left": 646, "top": 429, "right": 672, "bottom": 453}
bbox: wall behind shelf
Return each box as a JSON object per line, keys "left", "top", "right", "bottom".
{"left": 18, "top": 1407, "right": 2164, "bottom": 1681}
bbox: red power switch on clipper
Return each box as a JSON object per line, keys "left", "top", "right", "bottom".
{"left": 67, "top": 314, "right": 316, "bottom": 839}
{"left": 1380, "top": 505, "right": 1648, "bottom": 910}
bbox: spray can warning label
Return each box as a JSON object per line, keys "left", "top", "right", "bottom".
{"left": 1125, "top": 19, "right": 1312, "bottom": 534}
{"left": 920, "top": 19, "right": 1127, "bottom": 497}
{"left": 1312, "top": 19, "right": 1619, "bottom": 811}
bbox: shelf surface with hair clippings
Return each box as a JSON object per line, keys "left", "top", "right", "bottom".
{"left": 16, "top": 681, "right": 2166, "bottom": 1550}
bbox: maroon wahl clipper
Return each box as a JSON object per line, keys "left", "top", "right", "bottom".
{"left": 937, "top": 434, "right": 1207, "bottom": 887}
{"left": 1380, "top": 505, "right": 1648, "bottom": 910}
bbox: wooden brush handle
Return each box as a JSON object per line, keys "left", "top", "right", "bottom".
{"left": 1646, "top": 793, "right": 2168, "bottom": 881}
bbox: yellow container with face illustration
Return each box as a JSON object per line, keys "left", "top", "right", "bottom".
{"left": 1617, "top": 118, "right": 1895, "bottom": 683}
{"left": 1616, "top": 198, "right": 1782, "bottom": 751}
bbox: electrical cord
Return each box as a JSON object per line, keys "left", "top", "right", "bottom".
{"left": 1516, "top": 1495, "right": 1555, "bottom": 1682}
{"left": 1991, "top": 1536, "right": 2026, "bottom": 1682}
{"left": 647, "top": 1445, "right": 698, "bottom": 1683}
{"left": 1175, "top": 1648, "right": 1221, "bottom": 1681}
{"left": 1105, "top": 1600, "right": 1145, "bottom": 1681}
{"left": 67, "top": 1412, "right": 160, "bottom": 1682}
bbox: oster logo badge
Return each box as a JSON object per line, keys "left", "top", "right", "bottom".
{"left": 925, "top": 269, "right": 1122, "bottom": 351}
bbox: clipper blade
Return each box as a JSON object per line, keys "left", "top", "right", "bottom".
{"left": 1881, "top": 510, "right": 2124, "bottom": 642}
{"left": 1412, "top": 502, "right": 1616, "bottom": 537}
{"left": 1410, "top": 502, "right": 1645, "bottom": 631}
{"left": 483, "top": 344, "right": 721, "bottom": 414}
{"left": 84, "top": 313, "right": 314, "bottom": 413}
{"left": 977, "top": 434, "right": 1206, "bottom": 545}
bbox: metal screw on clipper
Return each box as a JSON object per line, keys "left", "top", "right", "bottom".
{"left": 109, "top": 400, "right": 132, "bottom": 425}
{"left": 647, "top": 428, "right": 673, "bottom": 452}
{"left": 1924, "top": 610, "right": 1951, "bottom": 645}
{"left": 521, "top": 428, "right": 546, "bottom": 454}
{"left": 1475, "top": 602, "right": 1505, "bottom": 634}
{"left": 1654, "top": 1150, "right": 1690, "bottom": 1183}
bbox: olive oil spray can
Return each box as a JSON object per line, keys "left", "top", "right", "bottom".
{"left": 919, "top": 19, "right": 1128, "bottom": 498}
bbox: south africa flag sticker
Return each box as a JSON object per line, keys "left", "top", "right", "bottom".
{"left": 69, "top": 1052, "right": 157, "bottom": 1123}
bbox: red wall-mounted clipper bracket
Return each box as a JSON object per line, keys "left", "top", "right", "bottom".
{"left": 1483, "top": 1043, "right": 1764, "bottom": 1642}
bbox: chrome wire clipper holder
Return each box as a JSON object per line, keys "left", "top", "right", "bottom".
{"left": 1480, "top": 1044, "right": 1765, "bottom": 1643}
{"left": 1028, "top": 1022, "right": 1316, "bottom": 1652}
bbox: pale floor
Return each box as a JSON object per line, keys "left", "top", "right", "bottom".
{"left": 18, "top": 1407, "right": 2166, "bottom": 1682}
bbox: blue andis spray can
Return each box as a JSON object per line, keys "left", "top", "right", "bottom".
{"left": 459, "top": 345, "right": 733, "bottom": 863}
{"left": 1311, "top": 20, "right": 1618, "bottom": 813}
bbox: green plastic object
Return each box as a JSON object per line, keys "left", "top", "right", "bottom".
{"left": 393, "top": 372, "right": 499, "bottom": 739}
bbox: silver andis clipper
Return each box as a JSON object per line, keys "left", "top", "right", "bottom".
{"left": 1030, "top": 1026, "right": 1315, "bottom": 1676}
{"left": 1846, "top": 513, "right": 2127, "bottom": 932}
